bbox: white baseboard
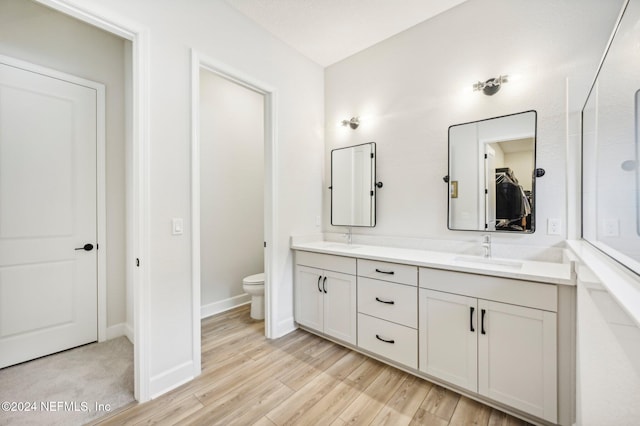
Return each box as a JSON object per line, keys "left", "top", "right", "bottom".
{"left": 149, "top": 360, "right": 195, "bottom": 399}
{"left": 124, "top": 323, "right": 134, "bottom": 344}
{"left": 106, "top": 322, "right": 135, "bottom": 344}
{"left": 106, "top": 323, "right": 125, "bottom": 340}
{"left": 274, "top": 316, "right": 296, "bottom": 338}
{"left": 201, "top": 294, "right": 251, "bottom": 319}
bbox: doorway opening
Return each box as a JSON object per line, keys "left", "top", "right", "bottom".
{"left": 199, "top": 68, "right": 265, "bottom": 319}
{"left": 191, "top": 51, "right": 277, "bottom": 371}
{"left": 0, "top": 0, "right": 150, "bottom": 411}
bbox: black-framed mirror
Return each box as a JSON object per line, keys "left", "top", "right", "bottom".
{"left": 330, "top": 142, "right": 377, "bottom": 227}
{"left": 447, "top": 111, "right": 537, "bottom": 233}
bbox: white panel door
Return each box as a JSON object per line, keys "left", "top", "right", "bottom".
{"left": 478, "top": 300, "right": 557, "bottom": 423}
{"left": 294, "top": 265, "right": 323, "bottom": 332}
{"left": 419, "top": 289, "right": 478, "bottom": 392}
{"left": 0, "top": 62, "right": 97, "bottom": 368}
{"left": 323, "top": 270, "right": 356, "bottom": 345}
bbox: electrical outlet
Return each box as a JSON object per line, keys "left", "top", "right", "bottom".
{"left": 547, "top": 218, "right": 561, "bottom": 235}
{"left": 603, "top": 219, "right": 619, "bottom": 237}
{"left": 315, "top": 215, "right": 321, "bottom": 227}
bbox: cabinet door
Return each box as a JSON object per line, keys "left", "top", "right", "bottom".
{"left": 295, "top": 265, "right": 323, "bottom": 332}
{"left": 478, "top": 300, "right": 557, "bottom": 423}
{"left": 419, "top": 289, "right": 478, "bottom": 392}
{"left": 323, "top": 270, "right": 357, "bottom": 345}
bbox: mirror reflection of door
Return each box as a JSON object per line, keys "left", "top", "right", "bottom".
{"left": 331, "top": 142, "right": 376, "bottom": 227}
{"left": 484, "top": 145, "right": 497, "bottom": 231}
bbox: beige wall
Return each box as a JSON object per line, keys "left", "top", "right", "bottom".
{"left": 199, "top": 69, "right": 264, "bottom": 309}
{"left": 0, "top": 0, "right": 128, "bottom": 329}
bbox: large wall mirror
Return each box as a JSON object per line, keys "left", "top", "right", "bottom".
{"left": 448, "top": 111, "right": 537, "bottom": 233}
{"left": 583, "top": 0, "right": 640, "bottom": 275}
{"left": 331, "top": 142, "right": 377, "bottom": 227}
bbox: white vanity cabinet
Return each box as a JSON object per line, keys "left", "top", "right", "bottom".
{"left": 419, "top": 289, "right": 478, "bottom": 392}
{"left": 294, "top": 251, "right": 357, "bottom": 345}
{"left": 291, "top": 242, "right": 573, "bottom": 426}
{"left": 419, "top": 267, "right": 558, "bottom": 423}
{"left": 356, "top": 260, "right": 418, "bottom": 369}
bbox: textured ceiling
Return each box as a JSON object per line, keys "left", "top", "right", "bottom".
{"left": 224, "top": 0, "right": 468, "bottom": 66}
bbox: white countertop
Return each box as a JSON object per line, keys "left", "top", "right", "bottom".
{"left": 291, "top": 240, "right": 575, "bottom": 286}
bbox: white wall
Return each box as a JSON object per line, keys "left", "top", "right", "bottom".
{"left": 0, "top": 0, "right": 128, "bottom": 330}
{"left": 199, "top": 69, "right": 264, "bottom": 312}
{"left": 325, "top": 0, "right": 623, "bottom": 247}
{"left": 40, "top": 0, "right": 325, "bottom": 397}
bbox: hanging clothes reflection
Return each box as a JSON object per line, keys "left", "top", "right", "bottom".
{"left": 495, "top": 167, "right": 531, "bottom": 231}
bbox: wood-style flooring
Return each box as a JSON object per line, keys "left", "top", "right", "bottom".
{"left": 93, "top": 305, "right": 531, "bottom": 426}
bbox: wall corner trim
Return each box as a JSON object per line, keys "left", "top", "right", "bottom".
{"left": 274, "top": 317, "right": 297, "bottom": 339}
{"left": 149, "top": 360, "right": 195, "bottom": 399}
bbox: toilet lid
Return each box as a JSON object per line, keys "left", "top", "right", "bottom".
{"left": 243, "top": 273, "right": 264, "bottom": 285}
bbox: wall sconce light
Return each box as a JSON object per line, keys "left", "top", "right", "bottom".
{"left": 341, "top": 117, "right": 360, "bottom": 129}
{"left": 473, "top": 75, "right": 508, "bottom": 96}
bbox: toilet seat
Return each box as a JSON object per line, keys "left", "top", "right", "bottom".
{"left": 243, "top": 273, "right": 264, "bottom": 285}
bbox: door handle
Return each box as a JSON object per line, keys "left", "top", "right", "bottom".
{"left": 317, "top": 276, "right": 322, "bottom": 293}
{"left": 470, "top": 306, "right": 475, "bottom": 332}
{"left": 322, "top": 276, "right": 327, "bottom": 293}
{"left": 375, "top": 297, "right": 395, "bottom": 305}
{"left": 481, "top": 309, "right": 486, "bottom": 335}
{"left": 75, "top": 243, "right": 94, "bottom": 251}
{"left": 375, "top": 268, "right": 394, "bottom": 275}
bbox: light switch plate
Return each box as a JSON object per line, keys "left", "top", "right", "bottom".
{"left": 547, "top": 218, "right": 561, "bottom": 235}
{"left": 603, "top": 219, "right": 619, "bottom": 237}
{"left": 172, "top": 218, "right": 184, "bottom": 235}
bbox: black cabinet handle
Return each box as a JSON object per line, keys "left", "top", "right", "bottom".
{"left": 375, "top": 334, "right": 395, "bottom": 344}
{"left": 75, "top": 243, "right": 94, "bottom": 251}
{"left": 481, "top": 309, "right": 486, "bottom": 335}
{"left": 470, "top": 306, "right": 475, "bottom": 332}
{"left": 375, "top": 297, "right": 395, "bottom": 305}
{"left": 375, "top": 268, "right": 394, "bottom": 275}
{"left": 317, "top": 276, "right": 322, "bottom": 293}
{"left": 322, "top": 276, "right": 327, "bottom": 293}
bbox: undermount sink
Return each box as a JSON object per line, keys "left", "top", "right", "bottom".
{"left": 454, "top": 256, "right": 523, "bottom": 270}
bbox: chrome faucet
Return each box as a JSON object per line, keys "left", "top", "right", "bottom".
{"left": 481, "top": 234, "right": 491, "bottom": 258}
{"left": 343, "top": 227, "right": 352, "bottom": 245}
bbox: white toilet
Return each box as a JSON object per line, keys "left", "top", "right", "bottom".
{"left": 242, "top": 272, "right": 265, "bottom": 320}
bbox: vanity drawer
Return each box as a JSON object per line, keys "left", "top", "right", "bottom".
{"left": 358, "top": 277, "right": 417, "bottom": 328}
{"left": 358, "top": 259, "right": 417, "bottom": 286}
{"left": 358, "top": 313, "right": 417, "bottom": 369}
{"left": 296, "top": 250, "right": 356, "bottom": 275}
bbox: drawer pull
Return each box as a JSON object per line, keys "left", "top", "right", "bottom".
{"left": 375, "top": 297, "right": 395, "bottom": 305}
{"left": 322, "top": 276, "right": 327, "bottom": 293}
{"left": 317, "top": 276, "right": 322, "bottom": 293}
{"left": 375, "top": 334, "right": 395, "bottom": 344}
{"left": 375, "top": 268, "right": 395, "bottom": 275}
